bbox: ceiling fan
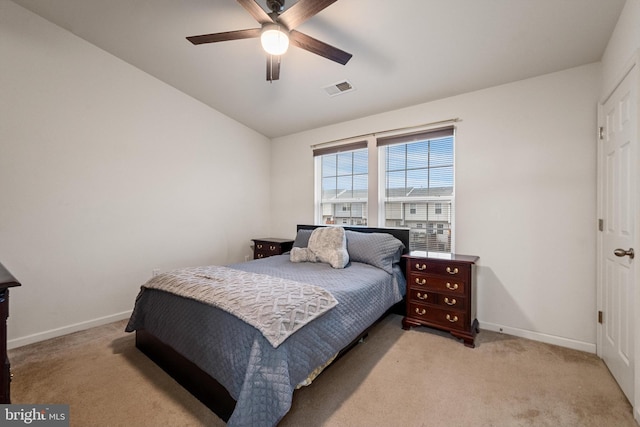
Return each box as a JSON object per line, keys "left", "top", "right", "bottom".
{"left": 186, "top": 0, "right": 352, "bottom": 81}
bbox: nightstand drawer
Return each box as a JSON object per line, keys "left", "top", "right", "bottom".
{"left": 255, "top": 249, "right": 274, "bottom": 259}
{"left": 408, "top": 260, "right": 470, "bottom": 278}
{"left": 252, "top": 238, "right": 294, "bottom": 260}
{"left": 407, "top": 288, "right": 466, "bottom": 309}
{"left": 408, "top": 302, "right": 467, "bottom": 330}
{"left": 408, "top": 274, "right": 466, "bottom": 295}
{"left": 407, "top": 288, "right": 439, "bottom": 304}
{"left": 255, "top": 242, "right": 279, "bottom": 258}
{"left": 438, "top": 294, "right": 466, "bottom": 310}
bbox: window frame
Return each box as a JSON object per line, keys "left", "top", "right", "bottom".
{"left": 313, "top": 125, "right": 456, "bottom": 253}
{"left": 313, "top": 140, "right": 369, "bottom": 226}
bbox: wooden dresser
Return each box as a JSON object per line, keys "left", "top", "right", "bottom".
{"left": 251, "top": 238, "right": 294, "bottom": 260}
{"left": 0, "top": 263, "right": 21, "bottom": 403}
{"left": 402, "top": 251, "right": 479, "bottom": 347}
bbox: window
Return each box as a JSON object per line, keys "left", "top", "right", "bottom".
{"left": 314, "top": 141, "right": 368, "bottom": 226}
{"left": 379, "top": 127, "right": 454, "bottom": 253}
{"left": 313, "top": 125, "right": 455, "bottom": 253}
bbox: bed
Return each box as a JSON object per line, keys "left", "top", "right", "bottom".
{"left": 125, "top": 225, "right": 410, "bottom": 426}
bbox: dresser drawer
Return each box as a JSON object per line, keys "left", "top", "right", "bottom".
{"left": 255, "top": 250, "right": 271, "bottom": 259}
{"left": 252, "top": 239, "right": 294, "bottom": 260}
{"left": 407, "top": 287, "right": 466, "bottom": 310}
{"left": 408, "top": 260, "right": 470, "bottom": 278}
{"left": 407, "top": 288, "right": 439, "bottom": 304}
{"left": 407, "top": 302, "right": 467, "bottom": 330}
{"left": 408, "top": 273, "right": 466, "bottom": 295}
{"left": 438, "top": 294, "right": 466, "bottom": 310}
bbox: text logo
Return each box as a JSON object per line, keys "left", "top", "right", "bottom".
{"left": 0, "top": 405, "right": 69, "bottom": 426}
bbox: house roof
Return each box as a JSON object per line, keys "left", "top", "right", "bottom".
{"left": 323, "top": 186, "right": 452, "bottom": 200}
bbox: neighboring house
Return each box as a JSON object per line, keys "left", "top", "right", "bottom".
{"left": 323, "top": 187, "right": 453, "bottom": 251}
{"left": 384, "top": 187, "right": 453, "bottom": 252}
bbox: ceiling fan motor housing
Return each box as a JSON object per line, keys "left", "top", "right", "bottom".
{"left": 267, "top": 0, "right": 285, "bottom": 13}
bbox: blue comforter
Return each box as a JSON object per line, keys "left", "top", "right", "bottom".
{"left": 126, "top": 254, "right": 405, "bottom": 426}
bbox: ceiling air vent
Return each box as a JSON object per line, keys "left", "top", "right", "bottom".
{"left": 323, "top": 80, "right": 355, "bottom": 97}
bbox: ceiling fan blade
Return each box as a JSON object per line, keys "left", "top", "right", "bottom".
{"left": 237, "top": 0, "right": 273, "bottom": 25}
{"left": 186, "top": 28, "right": 261, "bottom": 45}
{"left": 266, "top": 55, "right": 281, "bottom": 81}
{"left": 278, "top": 0, "right": 337, "bottom": 30}
{"left": 289, "top": 30, "right": 352, "bottom": 65}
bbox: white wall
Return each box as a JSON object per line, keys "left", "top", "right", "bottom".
{"left": 0, "top": 1, "right": 270, "bottom": 347}
{"left": 601, "top": 0, "right": 640, "bottom": 95}
{"left": 271, "top": 63, "right": 600, "bottom": 352}
{"left": 600, "top": 0, "right": 640, "bottom": 422}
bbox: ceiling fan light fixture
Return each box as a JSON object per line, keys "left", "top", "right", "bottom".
{"left": 261, "top": 24, "right": 289, "bottom": 55}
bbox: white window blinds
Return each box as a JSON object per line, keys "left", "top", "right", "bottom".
{"left": 378, "top": 126, "right": 455, "bottom": 252}
{"left": 313, "top": 141, "right": 368, "bottom": 226}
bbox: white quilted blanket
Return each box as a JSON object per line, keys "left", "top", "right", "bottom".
{"left": 140, "top": 265, "right": 338, "bottom": 348}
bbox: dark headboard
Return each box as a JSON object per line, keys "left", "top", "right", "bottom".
{"left": 296, "top": 224, "right": 410, "bottom": 255}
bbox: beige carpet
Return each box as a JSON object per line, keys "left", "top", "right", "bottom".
{"left": 9, "top": 315, "right": 638, "bottom": 427}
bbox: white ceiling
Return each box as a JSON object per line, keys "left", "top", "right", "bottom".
{"left": 11, "top": 0, "right": 626, "bottom": 138}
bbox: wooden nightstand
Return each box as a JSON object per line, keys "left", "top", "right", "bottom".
{"left": 402, "top": 251, "right": 479, "bottom": 347}
{"left": 251, "top": 238, "right": 294, "bottom": 260}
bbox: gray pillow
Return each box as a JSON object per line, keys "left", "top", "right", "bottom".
{"left": 346, "top": 230, "right": 405, "bottom": 274}
{"left": 292, "top": 229, "right": 313, "bottom": 248}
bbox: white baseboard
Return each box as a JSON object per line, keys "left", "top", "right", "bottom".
{"left": 7, "top": 313, "right": 598, "bottom": 354}
{"left": 480, "top": 321, "right": 597, "bottom": 354}
{"left": 8, "top": 310, "right": 132, "bottom": 350}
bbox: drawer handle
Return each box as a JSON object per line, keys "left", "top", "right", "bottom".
{"left": 257, "top": 253, "right": 264, "bottom": 258}
{"left": 415, "top": 308, "right": 426, "bottom": 315}
{"left": 446, "top": 282, "right": 458, "bottom": 291}
{"left": 446, "top": 267, "right": 459, "bottom": 275}
{"left": 257, "top": 244, "right": 263, "bottom": 249}
{"left": 415, "top": 278, "right": 426, "bottom": 285}
{"left": 416, "top": 292, "right": 428, "bottom": 300}
{"left": 446, "top": 314, "right": 458, "bottom": 322}
{"left": 444, "top": 297, "right": 457, "bottom": 306}
{"left": 415, "top": 263, "right": 427, "bottom": 271}
{"left": 269, "top": 245, "right": 276, "bottom": 251}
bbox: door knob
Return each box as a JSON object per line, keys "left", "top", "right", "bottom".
{"left": 614, "top": 248, "right": 635, "bottom": 259}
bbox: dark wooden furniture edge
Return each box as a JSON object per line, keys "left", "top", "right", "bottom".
{"left": 136, "top": 329, "right": 236, "bottom": 422}
{"left": 0, "top": 282, "right": 21, "bottom": 290}
{"left": 451, "top": 318, "right": 480, "bottom": 347}
{"left": 1, "top": 281, "right": 21, "bottom": 404}
{"left": 401, "top": 316, "right": 480, "bottom": 347}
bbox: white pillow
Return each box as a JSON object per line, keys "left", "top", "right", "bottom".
{"left": 307, "top": 227, "right": 349, "bottom": 269}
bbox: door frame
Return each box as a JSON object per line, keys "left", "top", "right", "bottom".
{"left": 596, "top": 50, "right": 640, "bottom": 423}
